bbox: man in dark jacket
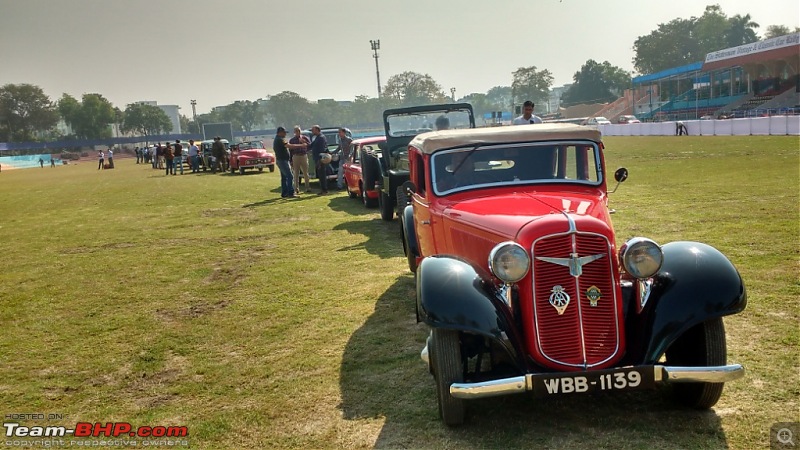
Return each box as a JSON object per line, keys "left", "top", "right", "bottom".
{"left": 273, "top": 126, "right": 308, "bottom": 198}
{"left": 211, "top": 137, "right": 226, "bottom": 173}
{"left": 308, "top": 125, "right": 329, "bottom": 195}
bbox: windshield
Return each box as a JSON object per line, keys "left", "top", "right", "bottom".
{"left": 387, "top": 109, "right": 473, "bottom": 137}
{"left": 431, "top": 141, "right": 602, "bottom": 196}
{"left": 239, "top": 141, "right": 265, "bottom": 150}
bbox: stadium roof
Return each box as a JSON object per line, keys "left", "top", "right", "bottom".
{"left": 632, "top": 62, "right": 703, "bottom": 85}
{"left": 702, "top": 32, "right": 800, "bottom": 71}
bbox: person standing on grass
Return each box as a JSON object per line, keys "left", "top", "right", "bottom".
{"left": 289, "top": 126, "right": 311, "bottom": 193}
{"left": 39, "top": 157, "right": 44, "bottom": 168}
{"left": 211, "top": 137, "right": 226, "bottom": 173}
{"left": 188, "top": 139, "right": 200, "bottom": 173}
{"left": 308, "top": 125, "right": 329, "bottom": 195}
{"left": 173, "top": 140, "right": 183, "bottom": 175}
{"left": 51, "top": 157, "right": 55, "bottom": 167}
{"left": 273, "top": 126, "right": 308, "bottom": 198}
{"left": 98, "top": 150, "right": 105, "bottom": 170}
{"left": 335, "top": 128, "right": 352, "bottom": 190}
{"left": 107, "top": 148, "right": 114, "bottom": 169}
{"left": 512, "top": 100, "right": 543, "bottom": 125}
{"left": 164, "top": 144, "right": 174, "bottom": 176}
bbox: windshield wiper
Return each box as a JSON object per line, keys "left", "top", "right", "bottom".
{"left": 451, "top": 144, "right": 482, "bottom": 174}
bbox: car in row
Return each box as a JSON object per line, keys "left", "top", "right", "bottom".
{"left": 386, "top": 122, "right": 747, "bottom": 426}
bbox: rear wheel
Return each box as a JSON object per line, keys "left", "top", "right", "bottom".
{"left": 347, "top": 186, "right": 358, "bottom": 198}
{"left": 665, "top": 318, "right": 727, "bottom": 409}
{"left": 431, "top": 329, "right": 465, "bottom": 426}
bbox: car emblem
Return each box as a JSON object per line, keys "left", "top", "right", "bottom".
{"left": 536, "top": 253, "right": 605, "bottom": 277}
{"left": 586, "top": 285, "right": 602, "bottom": 307}
{"left": 548, "top": 285, "right": 570, "bottom": 315}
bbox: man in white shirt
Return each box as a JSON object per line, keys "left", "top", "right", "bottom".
{"left": 512, "top": 100, "right": 543, "bottom": 125}
{"left": 188, "top": 139, "right": 200, "bottom": 172}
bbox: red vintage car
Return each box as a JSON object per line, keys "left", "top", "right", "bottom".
{"left": 342, "top": 136, "right": 386, "bottom": 208}
{"left": 229, "top": 140, "right": 275, "bottom": 174}
{"left": 397, "top": 124, "right": 746, "bottom": 426}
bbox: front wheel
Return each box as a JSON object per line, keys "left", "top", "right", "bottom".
{"left": 239, "top": 167, "right": 245, "bottom": 175}
{"left": 268, "top": 164, "right": 275, "bottom": 172}
{"left": 258, "top": 167, "right": 263, "bottom": 172}
{"left": 665, "top": 318, "right": 727, "bottom": 409}
{"left": 431, "top": 329, "right": 465, "bottom": 426}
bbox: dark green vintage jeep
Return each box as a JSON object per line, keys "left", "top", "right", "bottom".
{"left": 360, "top": 103, "right": 475, "bottom": 221}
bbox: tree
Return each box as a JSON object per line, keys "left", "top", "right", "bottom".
{"left": 265, "top": 91, "right": 314, "bottom": 128}
{"left": 121, "top": 103, "right": 172, "bottom": 137}
{"left": 511, "top": 66, "right": 553, "bottom": 107}
{"left": 764, "top": 25, "right": 792, "bottom": 39}
{"left": 633, "top": 4, "right": 761, "bottom": 74}
{"left": 58, "top": 93, "right": 116, "bottom": 140}
{"left": 383, "top": 71, "right": 447, "bottom": 106}
{"left": 220, "top": 100, "right": 267, "bottom": 132}
{"left": 725, "top": 13, "right": 759, "bottom": 47}
{"left": 486, "top": 86, "right": 513, "bottom": 111}
{"left": 458, "top": 93, "right": 497, "bottom": 119}
{"left": 561, "top": 60, "right": 631, "bottom": 107}
{"left": 0, "top": 83, "right": 59, "bottom": 142}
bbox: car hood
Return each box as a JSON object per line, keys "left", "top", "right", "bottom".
{"left": 442, "top": 190, "right": 609, "bottom": 239}
{"left": 237, "top": 149, "right": 272, "bottom": 158}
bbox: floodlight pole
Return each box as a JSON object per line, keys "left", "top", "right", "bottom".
{"left": 370, "top": 39, "right": 382, "bottom": 98}
{"left": 190, "top": 99, "right": 197, "bottom": 133}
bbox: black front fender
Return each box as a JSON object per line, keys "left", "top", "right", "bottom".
{"left": 401, "top": 205, "right": 419, "bottom": 258}
{"left": 417, "top": 256, "right": 524, "bottom": 369}
{"left": 626, "top": 241, "right": 747, "bottom": 364}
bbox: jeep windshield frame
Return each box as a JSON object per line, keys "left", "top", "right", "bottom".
{"left": 382, "top": 103, "right": 475, "bottom": 169}
{"left": 430, "top": 140, "right": 604, "bottom": 196}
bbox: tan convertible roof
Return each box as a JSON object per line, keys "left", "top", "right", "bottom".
{"left": 410, "top": 123, "right": 602, "bottom": 154}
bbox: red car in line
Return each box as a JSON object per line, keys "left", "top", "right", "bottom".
{"left": 342, "top": 135, "right": 387, "bottom": 208}
{"left": 229, "top": 140, "right": 275, "bottom": 175}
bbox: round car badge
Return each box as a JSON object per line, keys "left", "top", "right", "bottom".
{"left": 586, "top": 285, "right": 602, "bottom": 307}
{"left": 548, "top": 285, "right": 570, "bottom": 315}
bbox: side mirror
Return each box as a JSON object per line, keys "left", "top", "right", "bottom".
{"left": 610, "top": 167, "right": 628, "bottom": 194}
{"left": 402, "top": 180, "right": 416, "bottom": 196}
{"left": 614, "top": 167, "right": 629, "bottom": 183}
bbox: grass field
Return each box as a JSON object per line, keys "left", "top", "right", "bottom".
{"left": 0, "top": 136, "right": 797, "bottom": 449}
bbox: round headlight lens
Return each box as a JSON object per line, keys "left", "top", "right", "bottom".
{"left": 620, "top": 238, "right": 663, "bottom": 279}
{"left": 489, "top": 242, "right": 530, "bottom": 283}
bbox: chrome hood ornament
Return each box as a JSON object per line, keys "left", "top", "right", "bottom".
{"left": 536, "top": 253, "right": 605, "bottom": 277}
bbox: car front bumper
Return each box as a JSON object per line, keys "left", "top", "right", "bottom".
{"left": 421, "top": 346, "right": 745, "bottom": 399}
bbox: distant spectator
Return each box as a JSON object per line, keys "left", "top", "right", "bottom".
{"left": 39, "top": 157, "right": 44, "bottom": 168}
{"left": 512, "top": 100, "right": 543, "bottom": 125}
{"left": 50, "top": 157, "right": 55, "bottom": 168}
{"left": 676, "top": 121, "right": 688, "bottom": 136}
{"left": 211, "top": 136, "right": 226, "bottom": 173}
{"left": 435, "top": 115, "right": 450, "bottom": 130}
{"left": 308, "top": 125, "right": 329, "bottom": 195}
{"left": 107, "top": 148, "right": 114, "bottom": 168}
{"left": 336, "top": 127, "right": 353, "bottom": 190}
{"left": 164, "top": 143, "right": 174, "bottom": 176}
{"left": 289, "top": 126, "right": 311, "bottom": 193}
{"left": 173, "top": 140, "right": 183, "bottom": 175}
{"left": 98, "top": 150, "right": 105, "bottom": 170}
{"left": 188, "top": 139, "right": 200, "bottom": 173}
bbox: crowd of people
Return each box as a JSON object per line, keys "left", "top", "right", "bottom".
{"left": 133, "top": 139, "right": 214, "bottom": 175}
{"left": 272, "top": 125, "right": 353, "bottom": 198}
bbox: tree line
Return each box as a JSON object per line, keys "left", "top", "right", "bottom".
{"left": 1, "top": 4, "right": 794, "bottom": 142}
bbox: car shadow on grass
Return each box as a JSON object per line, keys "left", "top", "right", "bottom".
{"left": 332, "top": 217, "right": 401, "bottom": 259}
{"left": 327, "top": 194, "right": 378, "bottom": 216}
{"left": 339, "top": 275, "right": 729, "bottom": 449}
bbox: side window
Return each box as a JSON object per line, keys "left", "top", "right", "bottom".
{"left": 351, "top": 144, "right": 359, "bottom": 163}
{"left": 413, "top": 151, "right": 426, "bottom": 197}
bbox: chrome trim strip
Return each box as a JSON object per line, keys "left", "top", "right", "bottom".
{"left": 657, "top": 364, "right": 745, "bottom": 383}
{"left": 450, "top": 376, "right": 530, "bottom": 399}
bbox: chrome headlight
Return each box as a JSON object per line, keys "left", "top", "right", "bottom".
{"left": 620, "top": 237, "right": 663, "bottom": 279}
{"left": 488, "top": 242, "right": 530, "bottom": 283}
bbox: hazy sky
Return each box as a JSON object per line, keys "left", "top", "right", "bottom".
{"left": 1, "top": 0, "right": 798, "bottom": 115}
